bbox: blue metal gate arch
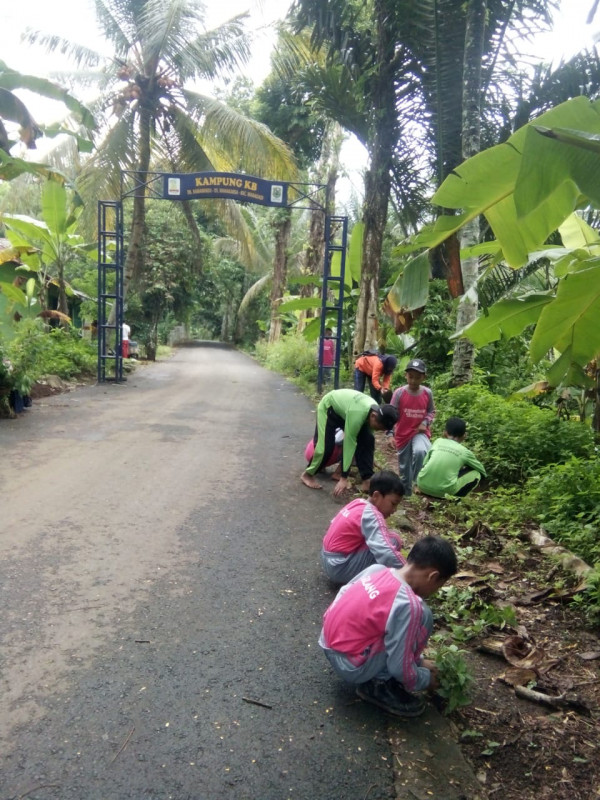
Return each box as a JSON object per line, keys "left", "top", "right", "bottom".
{"left": 97, "top": 171, "right": 347, "bottom": 386}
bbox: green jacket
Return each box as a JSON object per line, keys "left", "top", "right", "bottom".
{"left": 307, "top": 389, "right": 376, "bottom": 476}
{"left": 416, "top": 437, "right": 486, "bottom": 498}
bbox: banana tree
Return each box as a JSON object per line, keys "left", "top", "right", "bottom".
{"left": 386, "top": 95, "right": 600, "bottom": 424}
{"left": 2, "top": 180, "right": 94, "bottom": 319}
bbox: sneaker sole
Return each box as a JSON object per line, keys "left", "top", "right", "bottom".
{"left": 355, "top": 687, "right": 426, "bottom": 718}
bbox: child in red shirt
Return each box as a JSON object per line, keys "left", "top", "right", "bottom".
{"left": 390, "top": 359, "right": 435, "bottom": 496}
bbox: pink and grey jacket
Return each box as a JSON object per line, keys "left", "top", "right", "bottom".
{"left": 321, "top": 499, "right": 405, "bottom": 584}
{"left": 320, "top": 564, "right": 433, "bottom": 692}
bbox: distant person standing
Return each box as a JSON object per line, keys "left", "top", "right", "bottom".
{"left": 320, "top": 327, "right": 336, "bottom": 384}
{"left": 122, "top": 321, "right": 131, "bottom": 358}
{"left": 354, "top": 353, "right": 397, "bottom": 403}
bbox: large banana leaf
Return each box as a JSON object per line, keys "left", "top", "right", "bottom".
{"left": 347, "top": 222, "right": 363, "bottom": 284}
{"left": 453, "top": 293, "right": 553, "bottom": 347}
{"left": 412, "top": 97, "right": 600, "bottom": 268}
{"left": 385, "top": 252, "right": 430, "bottom": 314}
{"left": 529, "top": 261, "right": 600, "bottom": 370}
{"left": 41, "top": 182, "right": 68, "bottom": 237}
{"left": 278, "top": 297, "right": 323, "bottom": 312}
{"left": 0, "top": 149, "right": 67, "bottom": 183}
{"left": 0, "top": 61, "right": 95, "bottom": 131}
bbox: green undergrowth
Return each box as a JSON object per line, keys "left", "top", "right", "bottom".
{"left": 432, "top": 384, "right": 595, "bottom": 484}
{"left": 254, "top": 332, "right": 351, "bottom": 397}
{"left": 1, "top": 320, "right": 96, "bottom": 395}
{"left": 431, "top": 643, "right": 475, "bottom": 715}
{"left": 427, "top": 467, "right": 600, "bottom": 624}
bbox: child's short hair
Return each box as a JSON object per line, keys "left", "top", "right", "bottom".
{"left": 375, "top": 404, "right": 399, "bottom": 430}
{"left": 407, "top": 536, "right": 457, "bottom": 579}
{"left": 369, "top": 470, "right": 404, "bottom": 497}
{"left": 445, "top": 416, "right": 466, "bottom": 438}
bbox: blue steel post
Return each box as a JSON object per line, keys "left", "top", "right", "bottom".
{"left": 318, "top": 215, "right": 348, "bottom": 393}
{"left": 97, "top": 200, "right": 124, "bottom": 383}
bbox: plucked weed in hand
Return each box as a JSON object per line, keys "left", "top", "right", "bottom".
{"left": 432, "top": 643, "right": 474, "bottom": 714}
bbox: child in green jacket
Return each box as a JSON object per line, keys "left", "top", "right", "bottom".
{"left": 416, "top": 417, "right": 486, "bottom": 498}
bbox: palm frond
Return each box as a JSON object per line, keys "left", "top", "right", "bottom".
{"left": 238, "top": 272, "right": 272, "bottom": 317}
{"left": 21, "top": 31, "right": 105, "bottom": 70}
{"left": 478, "top": 258, "right": 552, "bottom": 308}
{"left": 181, "top": 92, "right": 297, "bottom": 180}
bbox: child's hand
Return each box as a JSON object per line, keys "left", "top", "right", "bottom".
{"left": 422, "top": 659, "right": 440, "bottom": 690}
{"left": 333, "top": 477, "right": 350, "bottom": 497}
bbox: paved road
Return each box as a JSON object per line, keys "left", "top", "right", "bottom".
{"left": 0, "top": 345, "right": 404, "bottom": 800}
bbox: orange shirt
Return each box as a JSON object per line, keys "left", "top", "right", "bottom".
{"left": 354, "top": 355, "right": 391, "bottom": 391}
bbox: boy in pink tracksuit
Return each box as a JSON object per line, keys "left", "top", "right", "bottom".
{"left": 319, "top": 536, "right": 457, "bottom": 717}
{"left": 321, "top": 471, "right": 406, "bottom": 584}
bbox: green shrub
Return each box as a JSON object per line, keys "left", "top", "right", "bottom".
{"left": 573, "top": 565, "right": 600, "bottom": 623}
{"left": 254, "top": 332, "right": 319, "bottom": 382}
{"left": 4, "top": 320, "right": 96, "bottom": 390}
{"left": 432, "top": 643, "right": 474, "bottom": 714}
{"left": 433, "top": 385, "right": 595, "bottom": 484}
{"left": 522, "top": 456, "right": 600, "bottom": 566}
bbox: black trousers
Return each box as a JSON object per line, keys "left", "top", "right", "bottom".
{"left": 455, "top": 466, "right": 480, "bottom": 497}
{"left": 312, "top": 408, "right": 375, "bottom": 479}
{"left": 353, "top": 368, "right": 382, "bottom": 403}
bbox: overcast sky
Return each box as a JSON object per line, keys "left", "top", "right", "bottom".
{"left": 5, "top": 0, "right": 598, "bottom": 95}
{"left": 4, "top": 0, "right": 292, "bottom": 90}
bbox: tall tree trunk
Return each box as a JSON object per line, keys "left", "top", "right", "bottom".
{"left": 593, "top": 361, "right": 600, "bottom": 434}
{"left": 107, "top": 103, "right": 152, "bottom": 337}
{"left": 299, "top": 122, "right": 343, "bottom": 332}
{"left": 268, "top": 208, "right": 292, "bottom": 344}
{"left": 451, "top": 0, "right": 487, "bottom": 385}
{"left": 123, "top": 103, "right": 152, "bottom": 301}
{"left": 57, "top": 255, "right": 69, "bottom": 318}
{"left": 352, "top": 0, "right": 397, "bottom": 357}
{"left": 180, "top": 200, "right": 205, "bottom": 276}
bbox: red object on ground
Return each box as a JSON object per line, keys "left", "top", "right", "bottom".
{"left": 305, "top": 439, "right": 342, "bottom": 467}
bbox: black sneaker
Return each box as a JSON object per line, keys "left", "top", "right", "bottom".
{"left": 356, "top": 679, "right": 426, "bottom": 717}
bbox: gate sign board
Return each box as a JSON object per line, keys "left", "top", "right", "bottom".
{"left": 164, "top": 172, "right": 287, "bottom": 207}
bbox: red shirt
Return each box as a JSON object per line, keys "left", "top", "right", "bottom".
{"left": 322, "top": 338, "right": 335, "bottom": 367}
{"left": 391, "top": 385, "right": 435, "bottom": 449}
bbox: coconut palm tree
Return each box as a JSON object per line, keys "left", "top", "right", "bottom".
{"left": 25, "top": 0, "right": 297, "bottom": 299}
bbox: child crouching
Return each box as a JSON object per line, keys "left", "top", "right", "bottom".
{"left": 321, "top": 470, "right": 405, "bottom": 584}
{"left": 319, "top": 536, "right": 457, "bottom": 717}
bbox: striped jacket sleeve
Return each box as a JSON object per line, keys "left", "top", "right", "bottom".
{"left": 385, "top": 589, "right": 433, "bottom": 691}
{"left": 361, "top": 504, "right": 405, "bottom": 568}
